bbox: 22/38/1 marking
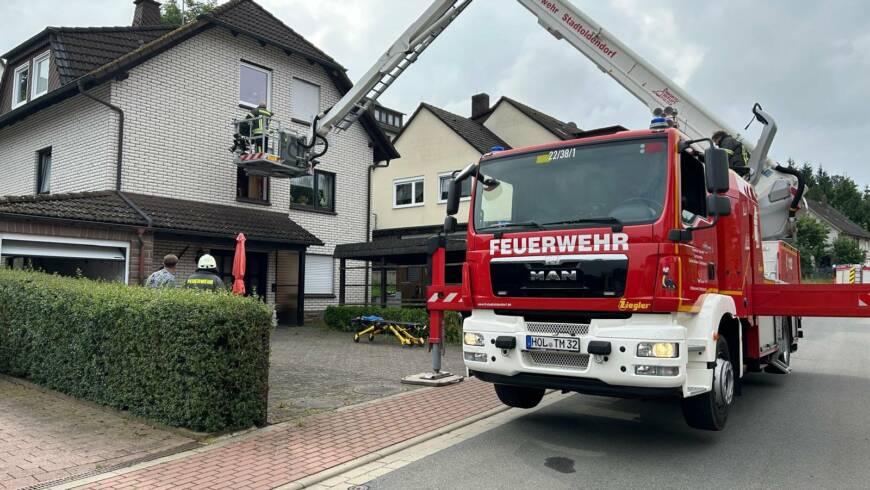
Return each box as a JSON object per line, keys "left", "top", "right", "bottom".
{"left": 526, "top": 335, "right": 580, "bottom": 352}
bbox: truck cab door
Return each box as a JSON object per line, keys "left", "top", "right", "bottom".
{"left": 678, "top": 152, "right": 718, "bottom": 309}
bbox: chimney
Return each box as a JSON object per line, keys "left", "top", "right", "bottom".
{"left": 132, "top": 0, "right": 162, "bottom": 27}
{"left": 471, "top": 93, "right": 490, "bottom": 120}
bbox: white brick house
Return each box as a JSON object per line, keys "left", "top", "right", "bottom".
{"left": 0, "top": 0, "right": 397, "bottom": 323}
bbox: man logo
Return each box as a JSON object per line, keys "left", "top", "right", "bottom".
{"left": 530, "top": 270, "right": 578, "bottom": 281}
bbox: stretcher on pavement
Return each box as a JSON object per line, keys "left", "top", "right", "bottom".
{"left": 352, "top": 315, "right": 426, "bottom": 347}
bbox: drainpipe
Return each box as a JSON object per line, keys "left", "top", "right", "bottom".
{"left": 77, "top": 78, "right": 125, "bottom": 191}
{"left": 367, "top": 160, "right": 391, "bottom": 303}
{"left": 117, "top": 191, "right": 153, "bottom": 285}
{"left": 77, "top": 78, "right": 153, "bottom": 284}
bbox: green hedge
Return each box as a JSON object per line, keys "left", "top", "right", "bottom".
{"left": 0, "top": 269, "right": 272, "bottom": 432}
{"left": 323, "top": 305, "right": 462, "bottom": 344}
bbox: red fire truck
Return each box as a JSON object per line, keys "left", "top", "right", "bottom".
{"left": 235, "top": 0, "right": 870, "bottom": 430}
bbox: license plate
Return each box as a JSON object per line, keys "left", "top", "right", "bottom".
{"left": 526, "top": 335, "right": 580, "bottom": 352}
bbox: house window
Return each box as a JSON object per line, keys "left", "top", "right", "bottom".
{"left": 31, "top": 51, "right": 50, "bottom": 99}
{"left": 305, "top": 254, "right": 334, "bottom": 295}
{"left": 12, "top": 64, "right": 29, "bottom": 109}
{"left": 37, "top": 148, "right": 52, "bottom": 195}
{"left": 438, "top": 172, "right": 472, "bottom": 203}
{"left": 291, "top": 78, "right": 320, "bottom": 124}
{"left": 236, "top": 168, "right": 269, "bottom": 203}
{"left": 291, "top": 170, "right": 335, "bottom": 211}
{"left": 239, "top": 62, "right": 271, "bottom": 108}
{"left": 394, "top": 177, "right": 424, "bottom": 207}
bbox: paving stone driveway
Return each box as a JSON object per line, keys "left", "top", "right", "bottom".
{"left": 268, "top": 326, "right": 464, "bottom": 423}
{"left": 0, "top": 379, "right": 194, "bottom": 490}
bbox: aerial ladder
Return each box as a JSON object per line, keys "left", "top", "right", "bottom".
{"left": 234, "top": 0, "right": 804, "bottom": 241}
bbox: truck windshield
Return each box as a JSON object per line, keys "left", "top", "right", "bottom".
{"left": 474, "top": 139, "right": 669, "bottom": 232}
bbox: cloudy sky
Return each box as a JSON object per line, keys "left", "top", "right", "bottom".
{"left": 3, "top": 0, "right": 869, "bottom": 184}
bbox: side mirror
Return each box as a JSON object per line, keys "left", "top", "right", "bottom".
{"left": 707, "top": 195, "right": 732, "bottom": 217}
{"left": 446, "top": 179, "right": 462, "bottom": 216}
{"left": 443, "top": 215, "right": 457, "bottom": 234}
{"left": 704, "top": 147, "right": 730, "bottom": 193}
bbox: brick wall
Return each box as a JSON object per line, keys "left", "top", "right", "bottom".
{"left": 0, "top": 219, "right": 152, "bottom": 285}
{"left": 110, "top": 28, "right": 374, "bottom": 312}
{"left": 0, "top": 85, "right": 117, "bottom": 196}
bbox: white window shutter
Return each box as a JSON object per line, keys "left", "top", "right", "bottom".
{"left": 305, "top": 255, "right": 333, "bottom": 294}
{"left": 292, "top": 79, "right": 321, "bottom": 122}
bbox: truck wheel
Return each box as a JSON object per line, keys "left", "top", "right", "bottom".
{"left": 681, "top": 336, "right": 734, "bottom": 431}
{"left": 779, "top": 324, "right": 792, "bottom": 366}
{"left": 494, "top": 384, "right": 545, "bottom": 409}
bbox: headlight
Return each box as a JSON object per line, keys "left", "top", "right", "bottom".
{"left": 463, "top": 332, "right": 484, "bottom": 347}
{"left": 637, "top": 342, "right": 679, "bottom": 358}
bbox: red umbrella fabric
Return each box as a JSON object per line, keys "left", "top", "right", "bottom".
{"left": 232, "top": 233, "right": 247, "bottom": 295}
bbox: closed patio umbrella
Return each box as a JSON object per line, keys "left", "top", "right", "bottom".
{"left": 232, "top": 233, "right": 247, "bottom": 295}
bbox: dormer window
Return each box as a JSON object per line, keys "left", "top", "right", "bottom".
{"left": 12, "top": 64, "right": 29, "bottom": 109}
{"left": 31, "top": 51, "right": 50, "bottom": 100}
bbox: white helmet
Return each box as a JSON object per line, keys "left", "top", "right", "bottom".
{"left": 198, "top": 254, "right": 217, "bottom": 270}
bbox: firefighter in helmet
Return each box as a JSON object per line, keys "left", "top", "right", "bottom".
{"left": 712, "top": 130, "right": 750, "bottom": 171}
{"left": 184, "top": 254, "right": 226, "bottom": 291}
{"left": 250, "top": 102, "right": 273, "bottom": 153}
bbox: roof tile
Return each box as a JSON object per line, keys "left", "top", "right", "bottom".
{"left": 0, "top": 191, "right": 321, "bottom": 246}
{"left": 421, "top": 103, "right": 510, "bottom": 154}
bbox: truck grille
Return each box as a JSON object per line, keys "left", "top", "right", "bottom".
{"left": 526, "top": 322, "right": 590, "bottom": 336}
{"left": 523, "top": 351, "right": 590, "bottom": 370}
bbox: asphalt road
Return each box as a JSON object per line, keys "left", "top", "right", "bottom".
{"left": 367, "top": 318, "right": 870, "bottom": 489}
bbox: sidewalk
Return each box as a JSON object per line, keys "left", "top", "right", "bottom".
{"left": 0, "top": 377, "right": 195, "bottom": 490}
{"left": 71, "top": 378, "right": 501, "bottom": 490}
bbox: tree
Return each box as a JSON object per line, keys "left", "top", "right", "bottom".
{"left": 161, "top": 0, "right": 217, "bottom": 26}
{"left": 795, "top": 215, "right": 829, "bottom": 270}
{"left": 830, "top": 236, "right": 866, "bottom": 265}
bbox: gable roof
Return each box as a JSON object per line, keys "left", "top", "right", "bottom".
{"left": 0, "top": 191, "right": 322, "bottom": 245}
{"left": 2, "top": 26, "right": 176, "bottom": 85}
{"left": 805, "top": 198, "right": 870, "bottom": 240}
{"left": 493, "top": 97, "right": 582, "bottom": 140}
{"left": 0, "top": 0, "right": 397, "bottom": 161}
{"left": 404, "top": 103, "right": 509, "bottom": 154}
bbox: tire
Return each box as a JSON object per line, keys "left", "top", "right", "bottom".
{"left": 494, "top": 384, "right": 545, "bottom": 409}
{"left": 779, "top": 320, "right": 792, "bottom": 366}
{"left": 682, "top": 336, "right": 734, "bottom": 431}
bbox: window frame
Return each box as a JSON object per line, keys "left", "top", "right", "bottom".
{"left": 236, "top": 168, "right": 270, "bottom": 205}
{"left": 437, "top": 171, "right": 472, "bottom": 204}
{"left": 12, "top": 63, "right": 30, "bottom": 110}
{"left": 238, "top": 61, "right": 272, "bottom": 109}
{"left": 290, "top": 169, "right": 336, "bottom": 213}
{"left": 36, "top": 147, "right": 52, "bottom": 195}
{"left": 304, "top": 254, "right": 334, "bottom": 296}
{"left": 30, "top": 51, "right": 50, "bottom": 100}
{"left": 291, "top": 77, "right": 321, "bottom": 126}
{"left": 393, "top": 176, "right": 425, "bottom": 208}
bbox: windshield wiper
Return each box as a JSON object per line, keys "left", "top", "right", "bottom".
{"left": 480, "top": 220, "right": 545, "bottom": 233}
{"left": 542, "top": 216, "right": 624, "bottom": 232}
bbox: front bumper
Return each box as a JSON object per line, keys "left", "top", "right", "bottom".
{"left": 463, "top": 310, "right": 708, "bottom": 397}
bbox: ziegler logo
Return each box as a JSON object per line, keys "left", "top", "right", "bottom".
{"left": 530, "top": 270, "right": 577, "bottom": 281}
{"left": 618, "top": 299, "right": 651, "bottom": 311}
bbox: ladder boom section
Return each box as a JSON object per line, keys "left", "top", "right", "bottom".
{"left": 314, "top": 0, "right": 473, "bottom": 138}
{"left": 515, "top": 0, "right": 734, "bottom": 144}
